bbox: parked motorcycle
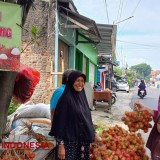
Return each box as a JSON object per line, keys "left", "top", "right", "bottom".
{"left": 111, "top": 92, "right": 117, "bottom": 104}
{"left": 138, "top": 90, "right": 145, "bottom": 99}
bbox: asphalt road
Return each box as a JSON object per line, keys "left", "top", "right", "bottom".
{"left": 131, "top": 86, "right": 160, "bottom": 110}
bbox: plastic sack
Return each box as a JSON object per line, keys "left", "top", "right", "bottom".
{"left": 12, "top": 118, "right": 51, "bottom": 129}
{"left": 13, "top": 66, "right": 40, "bottom": 104}
{"left": 14, "top": 103, "right": 50, "bottom": 120}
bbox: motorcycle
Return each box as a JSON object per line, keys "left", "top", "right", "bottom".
{"left": 138, "top": 90, "right": 145, "bottom": 99}
{"left": 111, "top": 92, "right": 117, "bottom": 104}
{"left": 101, "top": 91, "right": 117, "bottom": 105}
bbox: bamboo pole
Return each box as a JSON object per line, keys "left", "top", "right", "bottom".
{"left": 50, "top": 57, "right": 64, "bottom": 89}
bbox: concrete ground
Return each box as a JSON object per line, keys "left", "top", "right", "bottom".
{"left": 91, "top": 89, "right": 152, "bottom": 159}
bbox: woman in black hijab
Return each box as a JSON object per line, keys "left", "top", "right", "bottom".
{"left": 49, "top": 70, "right": 101, "bottom": 160}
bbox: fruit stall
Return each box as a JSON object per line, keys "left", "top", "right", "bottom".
{"left": 0, "top": 103, "right": 153, "bottom": 160}
{"left": 90, "top": 110, "right": 153, "bottom": 160}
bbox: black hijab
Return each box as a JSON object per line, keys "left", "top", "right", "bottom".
{"left": 49, "top": 70, "right": 95, "bottom": 143}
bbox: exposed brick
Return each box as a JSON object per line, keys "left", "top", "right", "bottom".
{"left": 21, "top": 0, "right": 56, "bottom": 103}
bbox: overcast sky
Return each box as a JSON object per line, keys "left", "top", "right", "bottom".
{"left": 72, "top": 0, "right": 160, "bottom": 70}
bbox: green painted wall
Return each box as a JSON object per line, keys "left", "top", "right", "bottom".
{"left": 76, "top": 36, "right": 98, "bottom": 65}
{"left": 59, "top": 28, "right": 75, "bottom": 46}
{"left": 75, "top": 35, "right": 98, "bottom": 84}
{"left": 58, "top": 19, "right": 98, "bottom": 85}
{"left": 69, "top": 46, "right": 75, "bottom": 69}
{"left": 86, "top": 58, "right": 90, "bottom": 82}
{"left": 75, "top": 50, "right": 83, "bottom": 71}
{"left": 58, "top": 15, "right": 76, "bottom": 68}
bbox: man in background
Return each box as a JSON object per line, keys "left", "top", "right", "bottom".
{"left": 50, "top": 69, "right": 73, "bottom": 122}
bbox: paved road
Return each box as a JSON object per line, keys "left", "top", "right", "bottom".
{"left": 131, "top": 86, "right": 160, "bottom": 110}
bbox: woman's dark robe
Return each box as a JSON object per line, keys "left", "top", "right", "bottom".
{"left": 146, "top": 115, "right": 160, "bottom": 159}
{"left": 49, "top": 71, "right": 95, "bottom": 143}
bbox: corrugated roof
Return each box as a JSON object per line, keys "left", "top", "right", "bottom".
{"left": 59, "top": 5, "right": 117, "bottom": 63}
{"left": 58, "top": 0, "right": 78, "bottom": 13}
{"left": 59, "top": 6, "right": 101, "bottom": 42}
{"left": 96, "top": 24, "right": 117, "bottom": 57}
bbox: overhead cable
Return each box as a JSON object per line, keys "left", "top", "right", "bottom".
{"left": 104, "top": 0, "right": 110, "bottom": 23}
{"left": 117, "top": 40, "right": 160, "bottom": 48}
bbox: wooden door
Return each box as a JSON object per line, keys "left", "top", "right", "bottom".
{"left": 58, "top": 40, "right": 69, "bottom": 86}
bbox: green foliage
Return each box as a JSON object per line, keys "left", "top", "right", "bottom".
{"left": 113, "top": 67, "right": 123, "bottom": 76}
{"left": 31, "top": 25, "right": 39, "bottom": 40}
{"left": 21, "top": 25, "right": 41, "bottom": 53}
{"left": 8, "top": 99, "right": 20, "bottom": 115}
{"left": 114, "top": 67, "right": 137, "bottom": 87}
{"left": 130, "top": 63, "right": 152, "bottom": 81}
{"left": 126, "top": 69, "right": 137, "bottom": 87}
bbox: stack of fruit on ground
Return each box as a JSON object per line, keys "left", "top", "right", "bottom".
{"left": 90, "top": 110, "right": 153, "bottom": 160}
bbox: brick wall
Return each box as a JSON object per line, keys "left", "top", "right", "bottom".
{"left": 21, "top": 0, "right": 56, "bottom": 103}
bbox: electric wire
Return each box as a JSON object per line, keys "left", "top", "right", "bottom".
{"left": 130, "top": 0, "right": 142, "bottom": 15}
{"left": 117, "top": 0, "right": 125, "bottom": 26}
{"left": 117, "top": 47, "right": 160, "bottom": 50}
{"left": 104, "top": 0, "right": 110, "bottom": 23}
{"left": 118, "top": 0, "right": 142, "bottom": 34}
{"left": 117, "top": 40, "right": 160, "bottom": 48}
{"left": 123, "top": 0, "right": 129, "bottom": 11}
{"left": 115, "top": 0, "right": 122, "bottom": 24}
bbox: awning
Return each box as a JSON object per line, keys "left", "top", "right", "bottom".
{"left": 96, "top": 24, "right": 117, "bottom": 60}
{"left": 58, "top": 0, "right": 78, "bottom": 13}
{"left": 58, "top": 2, "right": 117, "bottom": 63}
{"left": 58, "top": 6, "right": 101, "bottom": 44}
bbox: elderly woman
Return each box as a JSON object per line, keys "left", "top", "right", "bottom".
{"left": 49, "top": 70, "right": 101, "bottom": 160}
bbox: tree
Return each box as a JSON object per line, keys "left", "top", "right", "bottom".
{"left": 126, "top": 69, "right": 137, "bottom": 87}
{"left": 113, "top": 67, "right": 123, "bottom": 77}
{"left": 130, "top": 63, "right": 152, "bottom": 81}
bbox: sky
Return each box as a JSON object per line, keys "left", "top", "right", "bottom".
{"left": 72, "top": 0, "right": 160, "bottom": 70}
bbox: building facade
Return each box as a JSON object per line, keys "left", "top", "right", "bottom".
{"left": 21, "top": 0, "right": 101, "bottom": 103}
